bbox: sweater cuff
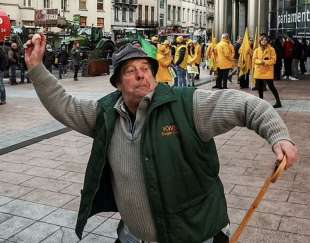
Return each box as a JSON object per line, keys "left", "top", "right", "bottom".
{"left": 268, "top": 134, "right": 295, "bottom": 147}
{"left": 27, "top": 64, "right": 50, "bottom": 85}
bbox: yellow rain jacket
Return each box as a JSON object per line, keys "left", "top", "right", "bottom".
{"left": 253, "top": 45, "right": 276, "bottom": 80}
{"left": 192, "top": 43, "right": 202, "bottom": 65}
{"left": 215, "top": 39, "right": 235, "bottom": 69}
{"left": 156, "top": 44, "right": 173, "bottom": 84}
{"left": 174, "top": 44, "right": 188, "bottom": 69}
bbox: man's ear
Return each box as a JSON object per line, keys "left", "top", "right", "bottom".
{"left": 116, "top": 81, "right": 122, "bottom": 91}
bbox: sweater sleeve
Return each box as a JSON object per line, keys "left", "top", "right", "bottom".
{"left": 193, "top": 89, "right": 293, "bottom": 146}
{"left": 27, "top": 64, "right": 98, "bottom": 138}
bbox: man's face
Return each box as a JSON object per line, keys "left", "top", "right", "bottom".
{"left": 117, "top": 58, "right": 157, "bottom": 105}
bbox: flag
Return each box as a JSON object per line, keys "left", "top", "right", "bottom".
{"left": 137, "top": 34, "right": 157, "bottom": 59}
{"left": 251, "top": 27, "right": 259, "bottom": 87}
{"left": 238, "top": 27, "right": 251, "bottom": 77}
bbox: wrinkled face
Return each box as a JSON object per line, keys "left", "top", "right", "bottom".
{"left": 117, "top": 58, "right": 157, "bottom": 105}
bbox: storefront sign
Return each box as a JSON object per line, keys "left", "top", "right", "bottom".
{"left": 34, "top": 9, "right": 59, "bottom": 26}
{"left": 278, "top": 10, "right": 310, "bottom": 25}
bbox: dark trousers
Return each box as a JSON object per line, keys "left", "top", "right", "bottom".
{"left": 239, "top": 72, "right": 249, "bottom": 88}
{"left": 300, "top": 59, "right": 306, "bottom": 74}
{"left": 274, "top": 60, "right": 282, "bottom": 80}
{"left": 256, "top": 79, "right": 281, "bottom": 103}
{"left": 195, "top": 63, "right": 200, "bottom": 79}
{"left": 216, "top": 68, "right": 230, "bottom": 88}
{"left": 74, "top": 65, "right": 79, "bottom": 80}
{"left": 284, "top": 58, "right": 292, "bottom": 77}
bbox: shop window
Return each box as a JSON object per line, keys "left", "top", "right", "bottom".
{"left": 80, "top": 16, "right": 87, "bottom": 26}
{"left": 97, "top": 18, "right": 104, "bottom": 27}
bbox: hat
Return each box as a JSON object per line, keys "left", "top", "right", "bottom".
{"left": 110, "top": 44, "right": 159, "bottom": 87}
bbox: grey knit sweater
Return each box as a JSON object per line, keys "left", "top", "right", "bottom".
{"left": 28, "top": 64, "right": 292, "bottom": 241}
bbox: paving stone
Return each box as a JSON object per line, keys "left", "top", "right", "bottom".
{"left": 92, "top": 218, "right": 119, "bottom": 238}
{"left": 56, "top": 162, "right": 87, "bottom": 173}
{"left": 0, "top": 182, "right": 33, "bottom": 198}
{"left": 0, "top": 197, "right": 12, "bottom": 207}
{"left": 228, "top": 208, "right": 281, "bottom": 230}
{"left": 21, "top": 157, "right": 64, "bottom": 169}
{"left": 220, "top": 165, "right": 247, "bottom": 176}
{"left": 0, "top": 199, "right": 56, "bottom": 220}
{"left": 41, "top": 227, "right": 82, "bottom": 243}
{"left": 279, "top": 216, "right": 310, "bottom": 236}
{"left": 0, "top": 162, "right": 33, "bottom": 173}
{"left": 59, "top": 171, "right": 85, "bottom": 183}
{"left": 0, "top": 216, "right": 33, "bottom": 239}
{"left": 0, "top": 213, "right": 12, "bottom": 224}
{"left": 41, "top": 208, "right": 104, "bottom": 232}
{"left": 20, "top": 189, "right": 76, "bottom": 207}
{"left": 239, "top": 226, "right": 310, "bottom": 243}
{"left": 230, "top": 185, "right": 290, "bottom": 202}
{"left": 62, "top": 197, "right": 80, "bottom": 211}
{"left": 9, "top": 222, "right": 59, "bottom": 243}
{"left": 21, "top": 177, "right": 72, "bottom": 192}
{"left": 288, "top": 191, "right": 310, "bottom": 205}
{"left": 0, "top": 171, "right": 33, "bottom": 185}
{"left": 80, "top": 233, "right": 115, "bottom": 243}
{"left": 60, "top": 183, "right": 83, "bottom": 196}
{"left": 23, "top": 167, "right": 67, "bottom": 179}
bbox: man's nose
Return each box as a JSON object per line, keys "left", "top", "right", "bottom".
{"left": 135, "top": 69, "right": 145, "bottom": 80}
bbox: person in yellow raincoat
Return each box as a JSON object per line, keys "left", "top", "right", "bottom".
{"left": 191, "top": 40, "right": 202, "bottom": 79}
{"left": 155, "top": 40, "right": 173, "bottom": 85}
{"left": 214, "top": 33, "right": 235, "bottom": 89}
{"left": 253, "top": 34, "right": 282, "bottom": 108}
{"left": 206, "top": 38, "right": 217, "bottom": 75}
{"left": 186, "top": 39, "right": 197, "bottom": 86}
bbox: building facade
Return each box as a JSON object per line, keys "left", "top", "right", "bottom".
{"left": 0, "top": 0, "right": 112, "bottom": 32}
{"left": 215, "top": 0, "right": 310, "bottom": 41}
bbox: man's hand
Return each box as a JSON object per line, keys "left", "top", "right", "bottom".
{"left": 272, "top": 140, "right": 298, "bottom": 169}
{"left": 25, "top": 33, "right": 46, "bottom": 71}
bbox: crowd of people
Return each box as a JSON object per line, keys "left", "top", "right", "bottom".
{"left": 0, "top": 39, "right": 83, "bottom": 105}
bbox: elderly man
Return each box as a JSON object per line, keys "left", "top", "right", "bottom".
{"left": 25, "top": 35, "right": 298, "bottom": 243}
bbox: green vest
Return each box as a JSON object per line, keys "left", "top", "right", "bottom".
{"left": 75, "top": 84, "right": 229, "bottom": 242}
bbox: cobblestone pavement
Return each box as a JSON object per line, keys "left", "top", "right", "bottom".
{"left": 0, "top": 69, "right": 309, "bottom": 242}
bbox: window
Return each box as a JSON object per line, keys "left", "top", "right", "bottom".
{"left": 97, "top": 0, "right": 104, "bottom": 11}
{"left": 28, "top": 0, "right": 31, "bottom": 6}
{"left": 61, "top": 0, "right": 68, "bottom": 11}
{"left": 173, "top": 6, "right": 176, "bottom": 22}
{"left": 160, "top": 13, "right": 164, "bottom": 26}
{"left": 79, "top": 0, "right": 87, "bottom": 10}
{"left": 168, "top": 5, "right": 171, "bottom": 21}
{"left": 187, "top": 9, "right": 190, "bottom": 22}
{"left": 114, "top": 7, "right": 119, "bottom": 21}
{"left": 129, "top": 9, "right": 133, "bottom": 22}
{"left": 183, "top": 8, "right": 185, "bottom": 21}
{"left": 80, "top": 16, "right": 87, "bottom": 26}
{"left": 44, "top": 0, "right": 51, "bottom": 8}
{"left": 160, "top": 0, "right": 165, "bottom": 9}
{"left": 151, "top": 7, "right": 154, "bottom": 24}
{"left": 122, "top": 8, "right": 126, "bottom": 22}
{"left": 177, "top": 7, "right": 181, "bottom": 22}
{"left": 138, "top": 5, "right": 142, "bottom": 21}
{"left": 24, "top": 0, "right": 26, "bottom": 6}
{"left": 192, "top": 10, "right": 194, "bottom": 23}
{"left": 97, "top": 18, "right": 104, "bottom": 27}
{"left": 145, "top": 6, "right": 148, "bottom": 23}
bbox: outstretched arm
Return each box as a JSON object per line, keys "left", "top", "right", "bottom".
{"left": 25, "top": 34, "right": 97, "bottom": 137}
{"left": 193, "top": 89, "right": 298, "bottom": 169}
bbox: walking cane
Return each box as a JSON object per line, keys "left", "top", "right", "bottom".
{"left": 229, "top": 156, "right": 288, "bottom": 243}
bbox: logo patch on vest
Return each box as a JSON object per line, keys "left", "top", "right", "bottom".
{"left": 161, "top": 125, "right": 179, "bottom": 136}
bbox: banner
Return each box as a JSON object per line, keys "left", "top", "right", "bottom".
{"left": 34, "top": 9, "right": 59, "bottom": 26}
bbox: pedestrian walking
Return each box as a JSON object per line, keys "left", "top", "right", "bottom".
{"left": 214, "top": 33, "right": 235, "bottom": 89}
{"left": 299, "top": 38, "right": 308, "bottom": 75}
{"left": 0, "top": 43, "right": 8, "bottom": 105}
{"left": 57, "top": 45, "right": 69, "bottom": 79}
{"left": 283, "top": 37, "right": 296, "bottom": 80}
{"left": 273, "top": 37, "right": 284, "bottom": 81}
{"left": 43, "top": 44, "right": 55, "bottom": 74}
{"left": 253, "top": 34, "right": 282, "bottom": 108}
{"left": 8, "top": 42, "right": 19, "bottom": 85}
{"left": 155, "top": 40, "right": 173, "bottom": 85}
{"left": 19, "top": 49, "right": 30, "bottom": 84}
{"left": 25, "top": 35, "right": 298, "bottom": 243}
{"left": 174, "top": 36, "right": 188, "bottom": 87}
{"left": 71, "top": 41, "right": 82, "bottom": 81}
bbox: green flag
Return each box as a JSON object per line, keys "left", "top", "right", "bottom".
{"left": 137, "top": 34, "right": 157, "bottom": 59}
